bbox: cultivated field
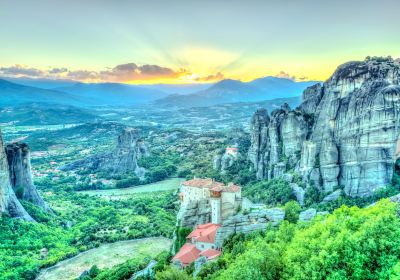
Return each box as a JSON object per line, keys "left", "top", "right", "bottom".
{"left": 79, "top": 178, "right": 183, "bottom": 199}
{"left": 37, "top": 237, "right": 172, "bottom": 280}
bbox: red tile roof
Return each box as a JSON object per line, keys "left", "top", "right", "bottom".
{"left": 172, "top": 243, "right": 201, "bottom": 267}
{"left": 182, "top": 178, "right": 241, "bottom": 193}
{"left": 182, "top": 178, "right": 225, "bottom": 190}
{"left": 224, "top": 183, "right": 241, "bottom": 193}
{"left": 187, "top": 223, "right": 221, "bottom": 243}
{"left": 200, "top": 248, "right": 222, "bottom": 260}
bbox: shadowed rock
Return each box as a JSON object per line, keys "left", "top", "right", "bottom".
{"left": 60, "top": 128, "right": 149, "bottom": 178}
{"left": 0, "top": 131, "right": 34, "bottom": 221}
{"left": 6, "top": 142, "right": 51, "bottom": 211}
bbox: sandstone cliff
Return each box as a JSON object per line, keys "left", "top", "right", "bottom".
{"left": 249, "top": 57, "right": 400, "bottom": 197}
{"left": 0, "top": 131, "right": 34, "bottom": 221}
{"left": 6, "top": 143, "right": 50, "bottom": 211}
{"left": 60, "top": 128, "right": 149, "bottom": 178}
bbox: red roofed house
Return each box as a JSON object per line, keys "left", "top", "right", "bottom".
{"left": 225, "top": 147, "right": 238, "bottom": 157}
{"left": 172, "top": 223, "right": 222, "bottom": 268}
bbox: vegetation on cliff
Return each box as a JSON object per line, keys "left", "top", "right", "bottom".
{"left": 192, "top": 200, "right": 400, "bottom": 280}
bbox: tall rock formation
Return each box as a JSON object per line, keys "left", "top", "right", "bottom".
{"left": 6, "top": 143, "right": 50, "bottom": 211}
{"left": 0, "top": 131, "right": 34, "bottom": 221}
{"left": 249, "top": 57, "right": 400, "bottom": 197}
{"left": 61, "top": 128, "right": 149, "bottom": 178}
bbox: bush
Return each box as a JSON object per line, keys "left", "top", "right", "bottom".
{"left": 283, "top": 201, "right": 301, "bottom": 223}
{"left": 243, "top": 179, "right": 296, "bottom": 206}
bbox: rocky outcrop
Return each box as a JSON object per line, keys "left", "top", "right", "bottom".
{"left": 299, "top": 208, "right": 317, "bottom": 222}
{"left": 60, "top": 128, "right": 149, "bottom": 178}
{"left": 248, "top": 57, "right": 400, "bottom": 197}
{"left": 248, "top": 104, "right": 309, "bottom": 180}
{"left": 6, "top": 143, "right": 50, "bottom": 211}
{"left": 213, "top": 148, "right": 238, "bottom": 174}
{"left": 0, "top": 131, "right": 33, "bottom": 221}
{"left": 322, "top": 189, "right": 342, "bottom": 202}
{"left": 214, "top": 208, "right": 285, "bottom": 247}
{"left": 177, "top": 199, "right": 211, "bottom": 228}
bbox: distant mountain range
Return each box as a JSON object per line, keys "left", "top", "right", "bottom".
{"left": 154, "top": 77, "right": 319, "bottom": 107}
{"left": 54, "top": 82, "right": 169, "bottom": 106}
{"left": 0, "top": 76, "right": 319, "bottom": 108}
{"left": 0, "top": 79, "right": 83, "bottom": 106}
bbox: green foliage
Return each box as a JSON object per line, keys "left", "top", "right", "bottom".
{"left": 21, "top": 201, "right": 52, "bottom": 223}
{"left": 304, "top": 185, "right": 323, "bottom": 206}
{"left": 283, "top": 201, "right": 301, "bottom": 223}
{"left": 93, "top": 257, "right": 148, "bottom": 280}
{"left": 0, "top": 191, "right": 177, "bottom": 280}
{"left": 15, "top": 186, "right": 25, "bottom": 199}
{"left": 203, "top": 200, "right": 400, "bottom": 280}
{"left": 174, "top": 227, "right": 192, "bottom": 252}
{"left": 153, "top": 251, "right": 172, "bottom": 273}
{"left": 243, "top": 179, "right": 296, "bottom": 206}
{"left": 115, "top": 176, "right": 141, "bottom": 188}
{"left": 155, "top": 266, "right": 190, "bottom": 280}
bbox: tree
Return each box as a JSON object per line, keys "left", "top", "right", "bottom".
{"left": 283, "top": 201, "right": 301, "bottom": 223}
{"left": 155, "top": 267, "right": 190, "bottom": 280}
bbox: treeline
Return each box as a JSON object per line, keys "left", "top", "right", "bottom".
{"left": 0, "top": 191, "right": 178, "bottom": 280}
{"left": 154, "top": 200, "right": 400, "bottom": 279}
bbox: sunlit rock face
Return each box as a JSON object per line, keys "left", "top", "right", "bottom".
{"left": 6, "top": 143, "right": 50, "bottom": 211}
{"left": 60, "top": 128, "right": 149, "bottom": 178}
{"left": 249, "top": 57, "right": 400, "bottom": 197}
{"left": 0, "top": 131, "right": 33, "bottom": 221}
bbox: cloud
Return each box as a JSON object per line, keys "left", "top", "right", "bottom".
{"left": 0, "top": 64, "right": 44, "bottom": 77}
{"left": 275, "top": 71, "right": 296, "bottom": 81}
{"left": 0, "top": 62, "right": 225, "bottom": 83}
{"left": 99, "top": 63, "right": 190, "bottom": 82}
{"left": 49, "top": 67, "right": 68, "bottom": 74}
{"left": 66, "top": 70, "right": 99, "bottom": 81}
{"left": 275, "top": 71, "right": 308, "bottom": 82}
{"left": 194, "top": 72, "right": 224, "bottom": 82}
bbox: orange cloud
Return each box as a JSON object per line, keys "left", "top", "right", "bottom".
{"left": 194, "top": 72, "right": 224, "bottom": 82}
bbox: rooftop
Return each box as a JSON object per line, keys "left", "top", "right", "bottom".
{"left": 199, "top": 248, "right": 222, "bottom": 260}
{"left": 172, "top": 243, "right": 201, "bottom": 267}
{"left": 187, "top": 223, "right": 221, "bottom": 243}
{"left": 182, "top": 178, "right": 241, "bottom": 193}
{"left": 182, "top": 178, "right": 225, "bottom": 190}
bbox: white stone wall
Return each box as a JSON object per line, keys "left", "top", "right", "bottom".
{"left": 195, "top": 241, "right": 217, "bottom": 251}
{"left": 210, "top": 198, "right": 221, "bottom": 224}
{"left": 181, "top": 185, "right": 210, "bottom": 204}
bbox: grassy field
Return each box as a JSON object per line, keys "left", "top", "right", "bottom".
{"left": 79, "top": 178, "right": 183, "bottom": 199}
{"left": 37, "top": 237, "right": 172, "bottom": 280}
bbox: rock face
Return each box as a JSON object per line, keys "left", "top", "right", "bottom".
{"left": 214, "top": 208, "right": 285, "bottom": 247}
{"left": 248, "top": 57, "right": 400, "bottom": 197}
{"left": 177, "top": 199, "right": 211, "bottom": 228}
{"left": 213, "top": 149, "right": 238, "bottom": 174}
{"left": 61, "top": 128, "right": 149, "bottom": 178}
{"left": 6, "top": 143, "right": 50, "bottom": 211}
{"left": 0, "top": 131, "right": 34, "bottom": 221}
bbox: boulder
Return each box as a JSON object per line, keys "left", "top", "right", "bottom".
{"left": 299, "top": 208, "right": 317, "bottom": 222}
{"left": 322, "top": 189, "right": 342, "bottom": 202}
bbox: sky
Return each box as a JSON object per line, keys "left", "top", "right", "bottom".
{"left": 0, "top": 0, "right": 399, "bottom": 84}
